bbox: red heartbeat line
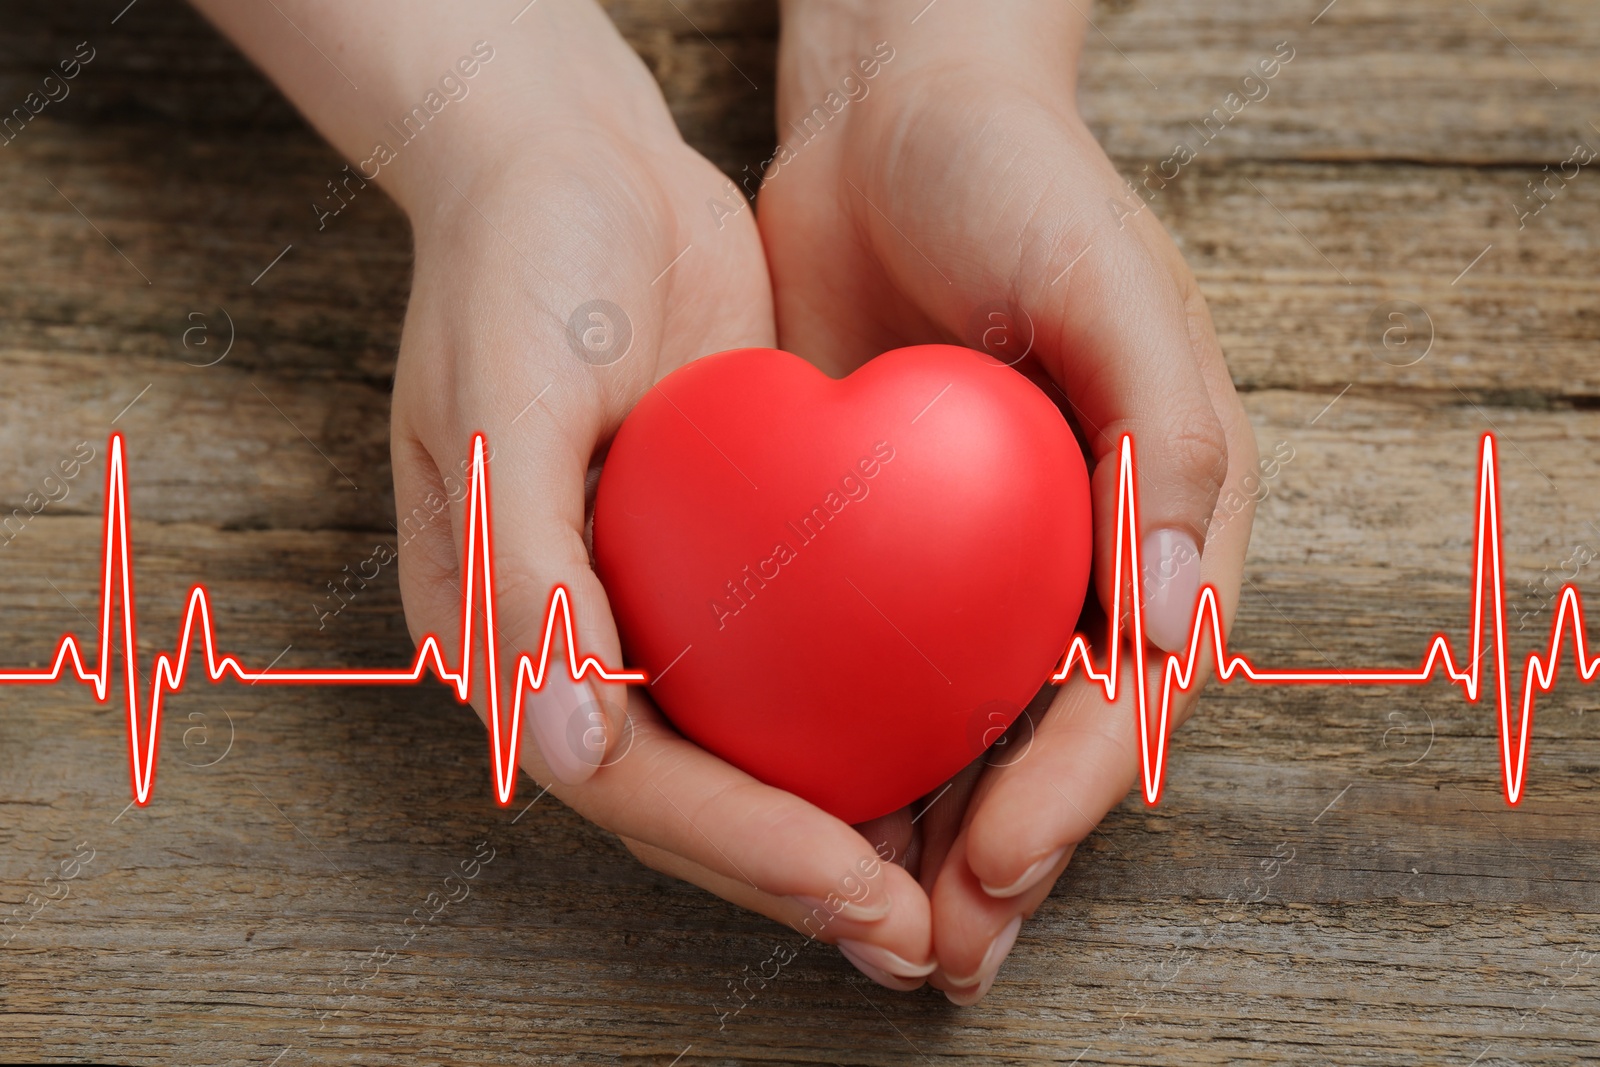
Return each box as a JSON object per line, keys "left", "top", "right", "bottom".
{"left": 3, "top": 432, "right": 1593, "bottom": 810}
{"left": 0, "top": 434, "right": 644, "bottom": 807}
{"left": 1060, "top": 432, "right": 1597, "bottom": 807}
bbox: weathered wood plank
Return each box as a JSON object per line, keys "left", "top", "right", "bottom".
{"left": 1077, "top": 0, "right": 1600, "bottom": 166}
{"left": 3, "top": 399, "right": 1598, "bottom": 1063}
{"left": 3, "top": 0, "right": 1599, "bottom": 1064}
{"left": 1160, "top": 164, "right": 1600, "bottom": 401}
{"left": 0, "top": 351, "right": 394, "bottom": 533}
{"left": 7, "top": 129, "right": 1598, "bottom": 404}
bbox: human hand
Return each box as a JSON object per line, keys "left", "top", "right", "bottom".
{"left": 381, "top": 2, "right": 936, "bottom": 983}
{"left": 760, "top": 0, "right": 1260, "bottom": 1000}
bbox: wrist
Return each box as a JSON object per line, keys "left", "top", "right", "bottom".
{"left": 777, "top": 0, "right": 1087, "bottom": 104}
{"left": 402, "top": 114, "right": 685, "bottom": 271}
{"left": 360, "top": 7, "right": 680, "bottom": 224}
{"left": 193, "top": 0, "right": 680, "bottom": 226}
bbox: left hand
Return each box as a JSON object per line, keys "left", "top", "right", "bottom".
{"left": 761, "top": 0, "right": 1260, "bottom": 1002}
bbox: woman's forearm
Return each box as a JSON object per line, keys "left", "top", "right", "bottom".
{"left": 187, "top": 0, "right": 672, "bottom": 216}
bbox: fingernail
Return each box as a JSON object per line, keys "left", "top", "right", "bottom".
{"left": 979, "top": 846, "right": 1067, "bottom": 899}
{"left": 527, "top": 674, "right": 605, "bottom": 786}
{"left": 837, "top": 942, "right": 931, "bottom": 991}
{"left": 839, "top": 949, "right": 926, "bottom": 991}
{"left": 794, "top": 894, "right": 892, "bottom": 923}
{"left": 944, "top": 915, "right": 1022, "bottom": 990}
{"left": 837, "top": 939, "right": 937, "bottom": 980}
{"left": 1141, "top": 527, "right": 1202, "bottom": 653}
{"left": 944, "top": 976, "right": 994, "bottom": 1007}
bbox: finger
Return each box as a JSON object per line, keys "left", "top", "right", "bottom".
{"left": 1073, "top": 217, "right": 1260, "bottom": 727}
{"left": 926, "top": 826, "right": 1061, "bottom": 1005}
{"left": 1020, "top": 199, "right": 1229, "bottom": 657}
{"left": 395, "top": 361, "right": 623, "bottom": 792}
{"left": 924, "top": 638, "right": 1186, "bottom": 1000}
{"left": 918, "top": 645, "right": 1141, "bottom": 988}
{"left": 968, "top": 672, "right": 1141, "bottom": 897}
{"left": 944, "top": 355, "right": 1256, "bottom": 931}
{"left": 619, "top": 834, "right": 936, "bottom": 991}
{"left": 1132, "top": 205, "right": 1262, "bottom": 670}
{"left": 543, "top": 687, "right": 932, "bottom": 948}
{"left": 959, "top": 496, "right": 1247, "bottom": 898}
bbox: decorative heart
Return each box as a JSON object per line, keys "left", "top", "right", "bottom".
{"left": 593, "top": 345, "right": 1092, "bottom": 823}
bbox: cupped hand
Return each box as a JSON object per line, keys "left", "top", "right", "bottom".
{"left": 387, "top": 20, "right": 933, "bottom": 981}
{"left": 760, "top": 1, "right": 1260, "bottom": 1000}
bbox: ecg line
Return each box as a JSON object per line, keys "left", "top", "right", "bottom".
{"left": 1055, "top": 433, "right": 1597, "bottom": 807}
{"left": 3, "top": 431, "right": 1593, "bottom": 810}
{"left": 0, "top": 434, "right": 644, "bottom": 807}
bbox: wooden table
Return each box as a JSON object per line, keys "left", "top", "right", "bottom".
{"left": 3, "top": 1, "right": 1597, "bottom": 1063}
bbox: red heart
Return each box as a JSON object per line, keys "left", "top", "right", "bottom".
{"left": 593, "top": 345, "right": 1092, "bottom": 823}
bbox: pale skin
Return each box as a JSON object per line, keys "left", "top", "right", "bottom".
{"left": 191, "top": 0, "right": 1256, "bottom": 1004}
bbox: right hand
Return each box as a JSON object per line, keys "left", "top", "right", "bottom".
{"left": 758, "top": 0, "right": 1258, "bottom": 1000}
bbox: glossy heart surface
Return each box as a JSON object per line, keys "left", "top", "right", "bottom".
{"left": 593, "top": 345, "right": 1091, "bottom": 823}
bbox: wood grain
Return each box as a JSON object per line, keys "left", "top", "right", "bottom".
{"left": 1075, "top": 0, "right": 1600, "bottom": 166}
{"left": 2, "top": 1, "right": 1598, "bottom": 1065}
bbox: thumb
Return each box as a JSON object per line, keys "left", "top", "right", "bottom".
{"left": 1014, "top": 216, "right": 1229, "bottom": 655}
{"left": 393, "top": 388, "right": 628, "bottom": 793}
{"left": 877, "top": 118, "right": 1229, "bottom": 653}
